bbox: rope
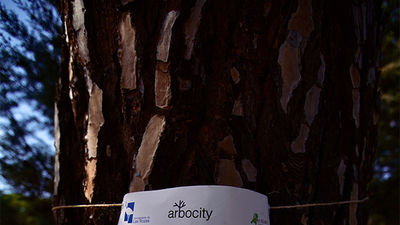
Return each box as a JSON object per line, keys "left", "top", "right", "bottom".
{"left": 52, "top": 197, "right": 368, "bottom": 211}
{"left": 269, "top": 197, "right": 369, "bottom": 209}
{"left": 52, "top": 203, "right": 122, "bottom": 211}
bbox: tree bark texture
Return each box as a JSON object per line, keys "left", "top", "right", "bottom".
{"left": 54, "top": 0, "right": 382, "bottom": 224}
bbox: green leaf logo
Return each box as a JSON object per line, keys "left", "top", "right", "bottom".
{"left": 251, "top": 213, "right": 258, "bottom": 225}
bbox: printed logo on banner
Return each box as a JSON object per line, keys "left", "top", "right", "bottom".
{"left": 124, "top": 202, "right": 135, "bottom": 223}
{"left": 123, "top": 202, "right": 150, "bottom": 224}
{"left": 250, "top": 213, "right": 268, "bottom": 225}
{"left": 167, "top": 200, "right": 213, "bottom": 221}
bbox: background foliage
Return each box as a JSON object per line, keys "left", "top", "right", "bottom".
{"left": 0, "top": 0, "right": 60, "bottom": 223}
{"left": 0, "top": 0, "right": 397, "bottom": 224}
{"left": 0, "top": 191, "right": 53, "bottom": 225}
{"left": 368, "top": 1, "right": 399, "bottom": 225}
{"left": 0, "top": 0, "right": 60, "bottom": 196}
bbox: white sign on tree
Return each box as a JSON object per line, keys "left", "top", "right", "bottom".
{"left": 117, "top": 185, "right": 270, "bottom": 225}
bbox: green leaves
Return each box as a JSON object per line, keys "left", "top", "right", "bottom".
{"left": 0, "top": 192, "right": 53, "bottom": 225}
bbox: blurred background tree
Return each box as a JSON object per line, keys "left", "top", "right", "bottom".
{"left": 0, "top": 190, "right": 53, "bottom": 225}
{"left": 0, "top": 0, "right": 60, "bottom": 196}
{"left": 0, "top": 0, "right": 397, "bottom": 224}
{"left": 0, "top": 0, "right": 60, "bottom": 224}
{"left": 368, "top": 1, "right": 399, "bottom": 225}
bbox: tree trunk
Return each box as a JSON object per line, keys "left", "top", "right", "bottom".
{"left": 53, "top": 0, "right": 382, "bottom": 224}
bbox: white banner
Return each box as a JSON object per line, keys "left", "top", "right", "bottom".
{"left": 117, "top": 185, "right": 270, "bottom": 225}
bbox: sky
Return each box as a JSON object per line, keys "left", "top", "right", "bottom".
{"left": 1, "top": 0, "right": 56, "bottom": 147}
{"left": 2, "top": 0, "right": 30, "bottom": 22}
{"left": 0, "top": 0, "right": 55, "bottom": 193}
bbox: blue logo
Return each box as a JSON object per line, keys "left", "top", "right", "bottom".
{"left": 124, "top": 202, "right": 135, "bottom": 223}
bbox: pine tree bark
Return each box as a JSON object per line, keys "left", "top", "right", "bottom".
{"left": 54, "top": 0, "right": 382, "bottom": 224}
